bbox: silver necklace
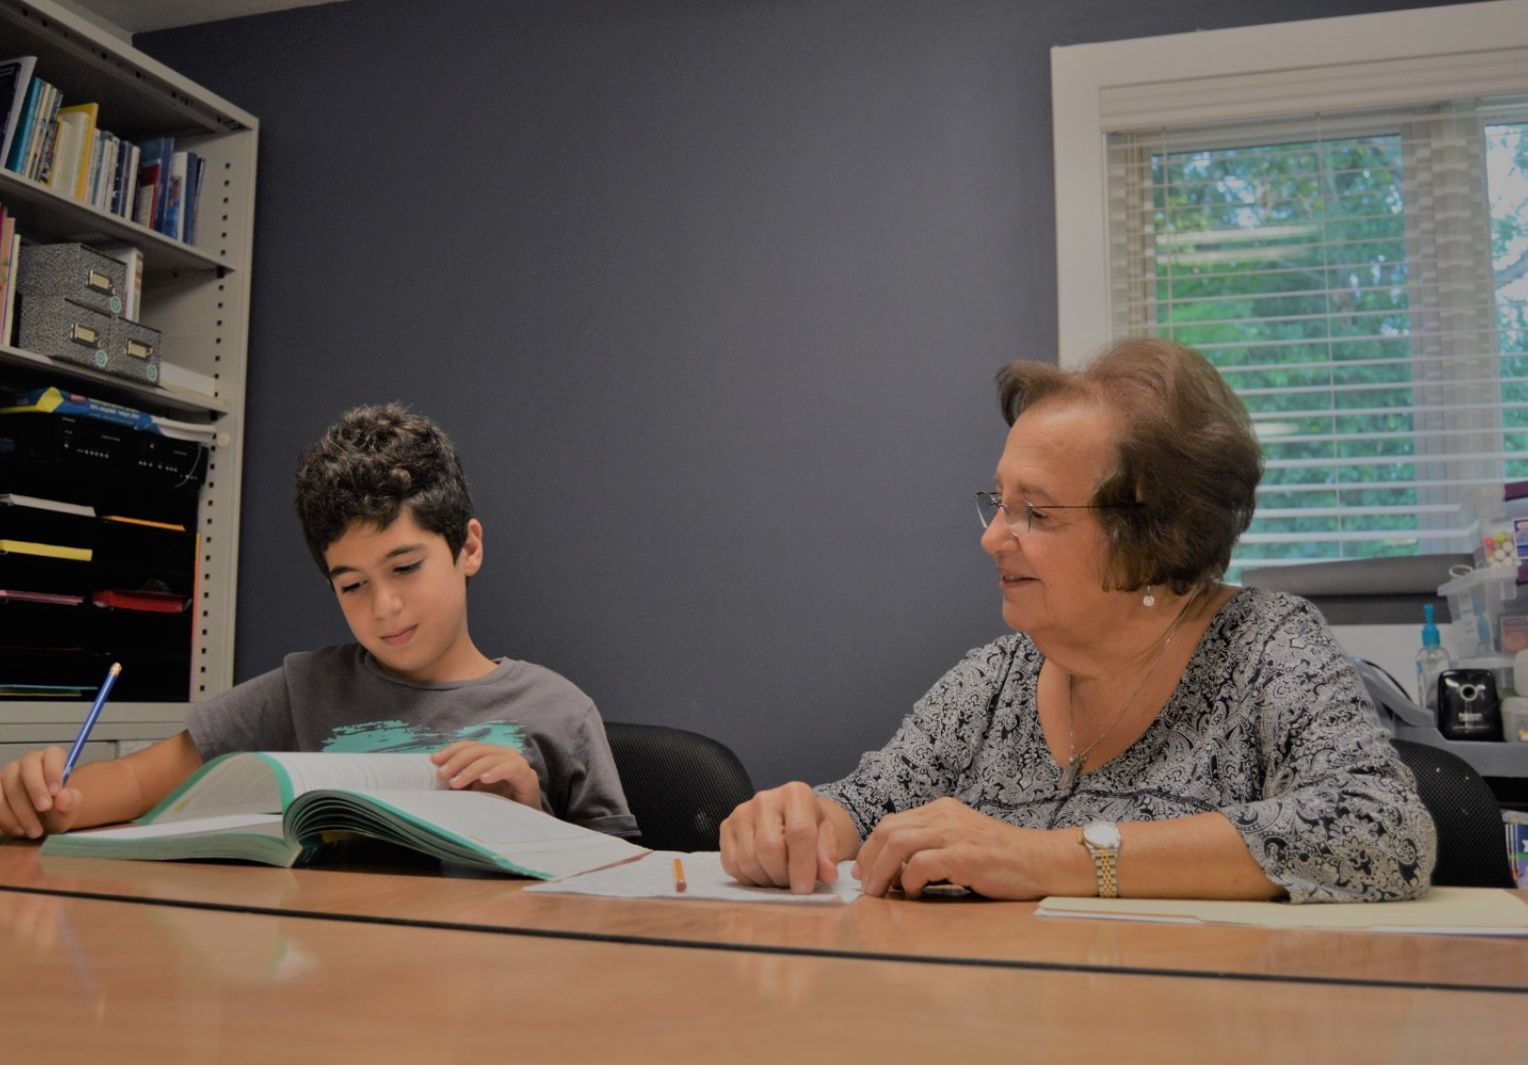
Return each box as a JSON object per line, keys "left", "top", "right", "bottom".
{"left": 1059, "top": 588, "right": 1203, "bottom": 789}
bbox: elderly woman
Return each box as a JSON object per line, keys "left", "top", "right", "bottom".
{"left": 721, "top": 338, "right": 1436, "bottom": 903}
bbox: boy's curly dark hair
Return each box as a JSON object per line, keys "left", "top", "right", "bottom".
{"left": 293, "top": 403, "right": 473, "bottom": 574}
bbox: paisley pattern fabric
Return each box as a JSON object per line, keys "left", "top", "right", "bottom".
{"left": 817, "top": 588, "right": 1436, "bottom": 902}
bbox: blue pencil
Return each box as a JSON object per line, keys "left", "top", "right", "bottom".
{"left": 60, "top": 663, "right": 122, "bottom": 786}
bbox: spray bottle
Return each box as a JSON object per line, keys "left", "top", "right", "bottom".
{"left": 1415, "top": 604, "right": 1453, "bottom": 714}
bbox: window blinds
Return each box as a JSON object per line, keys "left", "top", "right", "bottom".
{"left": 1106, "top": 96, "right": 1528, "bottom": 571}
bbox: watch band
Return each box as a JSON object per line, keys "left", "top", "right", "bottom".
{"left": 1091, "top": 844, "right": 1119, "bottom": 898}
{"left": 1079, "top": 824, "right": 1121, "bottom": 898}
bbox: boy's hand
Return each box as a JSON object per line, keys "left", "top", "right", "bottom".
{"left": 0, "top": 747, "right": 84, "bottom": 839}
{"left": 430, "top": 742, "right": 542, "bottom": 810}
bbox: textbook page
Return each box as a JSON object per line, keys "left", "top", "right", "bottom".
{"left": 527, "top": 851, "right": 863, "bottom": 904}
{"left": 309, "top": 788, "right": 646, "bottom": 879}
{"left": 64, "top": 813, "right": 282, "bottom": 840}
{"left": 151, "top": 752, "right": 444, "bottom": 823}
{"left": 268, "top": 753, "right": 444, "bottom": 796}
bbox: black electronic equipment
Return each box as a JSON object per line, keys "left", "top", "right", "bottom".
{"left": 1437, "top": 669, "right": 1503, "bottom": 741}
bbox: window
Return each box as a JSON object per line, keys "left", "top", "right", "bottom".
{"left": 1052, "top": 2, "right": 1528, "bottom": 577}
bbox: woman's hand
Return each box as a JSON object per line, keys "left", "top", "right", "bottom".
{"left": 854, "top": 797, "right": 1074, "bottom": 899}
{"left": 430, "top": 742, "right": 542, "bottom": 809}
{"left": 719, "top": 781, "right": 855, "bottom": 895}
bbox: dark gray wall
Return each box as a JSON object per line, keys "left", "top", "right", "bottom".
{"left": 139, "top": 0, "right": 1466, "bottom": 788}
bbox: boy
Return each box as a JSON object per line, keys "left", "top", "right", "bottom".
{"left": 0, "top": 403, "right": 636, "bottom": 841}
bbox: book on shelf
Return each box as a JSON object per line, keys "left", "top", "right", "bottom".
{"left": 3, "top": 66, "right": 43, "bottom": 174}
{"left": 2, "top": 225, "right": 18, "bottom": 347}
{"left": 40, "top": 751, "right": 648, "bottom": 878}
{"left": 133, "top": 134, "right": 173, "bottom": 231}
{"left": 0, "top": 385, "right": 220, "bottom": 444}
{"left": 106, "top": 136, "right": 135, "bottom": 218}
{"left": 97, "top": 243, "right": 143, "bottom": 320}
{"left": 0, "top": 56, "right": 37, "bottom": 170}
{"left": 17, "top": 78, "right": 59, "bottom": 182}
{"left": 46, "top": 100, "right": 94, "bottom": 199}
{"left": 163, "top": 149, "right": 188, "bottom": 241}
{"left": 2, "top": 385, "right": 160, "bottom": 433}
{"left": 120, "top": 140, "right": 140, "bottom": 220}
{"left": 183, "top": 151, "right": 204, "bottom": 245}
{"left": 88, "top": 128, "right": 119, "bottom": 211}
{"left": 0, "top": 204, "right": 16, "bottom": 345}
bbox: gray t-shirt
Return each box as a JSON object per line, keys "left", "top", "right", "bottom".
{"left": 816, "top": 588, "right": 1437, "bottom": 903}
{"left": 186, "top": 645, "right": 637, "bottom": 838}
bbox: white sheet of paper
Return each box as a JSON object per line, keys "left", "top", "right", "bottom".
{"left": 526, "top": 850, "right": 863, "bottom": 903}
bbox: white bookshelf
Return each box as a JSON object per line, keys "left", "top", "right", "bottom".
{"left": 0, "top": 0, "right": 256, "bottom": 752}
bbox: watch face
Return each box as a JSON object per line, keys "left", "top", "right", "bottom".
{"left": 1083, "top": 822, "right": 1121, "bottom": 849}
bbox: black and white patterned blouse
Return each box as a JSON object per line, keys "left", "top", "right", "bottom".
{"left": 816, "top": 587, "right": 1437, "bottom": 902}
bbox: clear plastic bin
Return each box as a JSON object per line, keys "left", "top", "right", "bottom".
{"left": 1437, "top": 566, "right": 1525, "bottom": 658}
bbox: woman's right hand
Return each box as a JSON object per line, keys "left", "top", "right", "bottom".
{"left": 0, "top": 747, "right": 83, "bottom": 839}
{"left": 719, "top": 781, "right": 854, "bottom": 895}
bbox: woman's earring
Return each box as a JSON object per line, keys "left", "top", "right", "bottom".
{"left": 1142, "top": 588, "right": 1156, "bottom": 608}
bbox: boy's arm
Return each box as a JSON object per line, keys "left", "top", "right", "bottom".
{"left": 0, "top": 731, "right": 203, "bottom": 838}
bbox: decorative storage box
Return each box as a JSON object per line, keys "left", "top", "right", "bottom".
{"left": 16, "top": 293, "right": 160, "bottom": 384}
{"left": 17, "top": 242, "right": 127, "bottom": 317}
{"left": 113, "top": 317, "right": 162, "bottom": 384}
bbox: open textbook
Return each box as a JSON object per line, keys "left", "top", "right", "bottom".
{"left": 40, "top": 752, "right": 646, "bottom": 878}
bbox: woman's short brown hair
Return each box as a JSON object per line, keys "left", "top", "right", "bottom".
{"left": 995, "top": 338, "right": 1262, "bottom": 594}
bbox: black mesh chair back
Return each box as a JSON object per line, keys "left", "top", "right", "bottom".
{"left": 1391, "top": 738, "right": 1515, "bottom": 888}
{"left": 604, "top": 722, "right": 756, "bottom": 852}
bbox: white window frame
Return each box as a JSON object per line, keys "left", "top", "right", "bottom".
{"left": 1051, "top": 0, "right": 1528, "bottom": 365}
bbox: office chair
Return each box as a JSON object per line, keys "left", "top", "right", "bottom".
{"left": 1390, "top": 738, "right": 1516, "bottom": 888}
{"left": 604, "top": 722, "right": 756, "bottom": 852}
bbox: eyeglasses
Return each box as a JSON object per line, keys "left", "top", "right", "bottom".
{"left": 975, "top": 491, "right": 1138, "bottom": 536}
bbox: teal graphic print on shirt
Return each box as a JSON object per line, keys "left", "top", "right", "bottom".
{"left": 321, "top": 720, "right": 526, "bottom": 754}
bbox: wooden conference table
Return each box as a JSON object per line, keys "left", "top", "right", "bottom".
{"left": 1, "top": 843, "right": 1523, "bottom": 1063}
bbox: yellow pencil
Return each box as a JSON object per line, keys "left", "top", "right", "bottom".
{"left": 672, "top": 857, "right": 687, "bottom": 893}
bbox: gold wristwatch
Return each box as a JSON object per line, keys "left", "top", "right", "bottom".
{"left": 1079, "top": 821, "right": 1122, "bottom": 898}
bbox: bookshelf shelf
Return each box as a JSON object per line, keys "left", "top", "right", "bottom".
{"left": 0, "top": 169, "right": 237, "bottom": 273}
{"left": 0, "top": 0, "right": 256, "bottom": 754}
{"left": 0, "top": 342, "right": 228, "bottom": 416}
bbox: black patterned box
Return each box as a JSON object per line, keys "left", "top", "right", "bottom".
{"left": 16, "top": 242, "right": 128, "bottom": 317}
